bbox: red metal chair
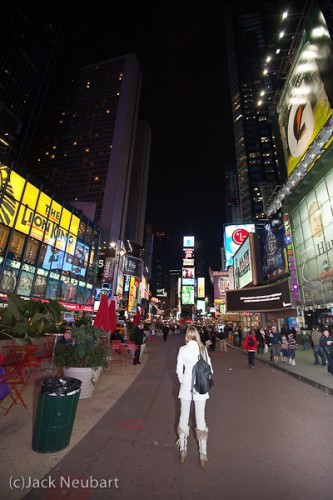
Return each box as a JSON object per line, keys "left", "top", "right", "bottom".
{"left": 0, "top": 364, "right": 28, "bottom": 416}
{"left": 110, "top": 340, "right": 127, "bottom": 370}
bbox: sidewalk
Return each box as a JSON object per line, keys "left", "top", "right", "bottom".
{"left": 230, "top": 342, "right": 333, "bottom": 396}
{"left": 0, "top": 347, "right": 148, "bottom": 500}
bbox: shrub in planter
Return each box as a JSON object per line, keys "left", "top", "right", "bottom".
{"left": 55, "top": 324, "right": 108, "bottom": 370}
{"left": 0, "top": 292, "right": 66, "bottom": 343}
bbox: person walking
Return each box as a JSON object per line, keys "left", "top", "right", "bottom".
{"left": 162, "top": 323, "right": 169, "bottom": 341}
{"left": 319, "top": 329, "right": 333, "bottom": 375}
{"left": 287, "top": 332, "right": 298, "bottom": 366}
{"left": 133, "top": 320, "right": 145, "bottom": 365}
{"left": 256, "top": 326, "right": 266, "bottom": 355}
{"left": 176, "top": 325, "right": 213, "bottom": 467}
{"left": 269, "top": 326, "right": 282, "bottom": 363}
{"left": 243, "top": 329, "right": 257, "bottom": 368}
{"left": 311, "top": 325, "right": 326, "bottom": 366}
{"left": 218, "top": 326, "right": 228, "bottom": 352}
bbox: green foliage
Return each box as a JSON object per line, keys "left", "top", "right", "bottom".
{"left": 128, "top": 327, "right": 135, "bottom": 341}
{"left": 55, "top": 324, "right": 108, "bottom": 369}
{"left": 0, "top": 293, "right": 66, "bottom": 343}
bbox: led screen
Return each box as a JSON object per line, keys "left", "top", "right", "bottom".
{"left": 183, "top": 236, "right": 194, "bottom": 248}
{"left": 224, "top": 224, "right": 255, "bottom": 267}
{"left": 182, "top": 285, "right": 194, "bottom": 305}
{"left": 275, "top": 3, "right": 333, "bottom": 177}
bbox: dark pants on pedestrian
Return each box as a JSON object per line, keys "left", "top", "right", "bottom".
{"left": 324, "top": 349, "right": 333, "bottom": 375}
{"left": 248, "top": 351, "right": 255, "bottom": 367}
{"left": 313, "top": 345, "right": 326, "bottom": 366}
{"left": 134, "top": 344, "right": 141, "bottom": 364}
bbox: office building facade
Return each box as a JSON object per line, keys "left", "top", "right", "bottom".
{"left": 0, "top": 0, "right": 72, "bottom": 166}
{"left": 26, "top": 54, "right": 143, "bottom": 245}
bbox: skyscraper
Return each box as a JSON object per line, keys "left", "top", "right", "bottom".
{"left": 0, "top": 0, "right": 72, "bottom": 166}
{"left": 26, "top": 54, "right": 144, "bottom": 244}
{"left": 225, "top": 3, "right": 283, "bottom": 222}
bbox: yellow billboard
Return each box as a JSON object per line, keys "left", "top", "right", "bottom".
{"left": 276, "top": 4, "right": 333, "bottom": 177}
{"left": 0, "top": 164, "right": 80, "bottom": 247}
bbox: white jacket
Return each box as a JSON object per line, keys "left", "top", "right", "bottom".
{"left": 176, "top": 340, "right": 213, "bottom": 401}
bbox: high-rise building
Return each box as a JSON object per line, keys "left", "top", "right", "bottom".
{"left": 126, "top": 120, "right": 152, "bottom": 246}
{"left": 0, "top": 0, "right": 72, "bottom": 166}
{"left": 225, "top": 1, "right": 333, "bottom": 224}
{"left": 26, "top": 54, "right": 144, "bottom": 245}
{"left": 225, "top": 3, "right": 283, "bottom": 222}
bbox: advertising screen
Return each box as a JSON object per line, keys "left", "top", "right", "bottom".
{"left": 183, "top": 236, "right": 194, "bottom": 248}
{"left": 275, "top": 3, "right": 333, "bottom": 177}
{"left": 260, "top": 224, "right": 288, "bottom": 281}
{"left": 0, "top": 164, "right": 81, "bottom": 247}
{"left": 233, "top": 236, "right": 252, "bottom": 289}
{"left": 182, "top": 267, "right": 194, "bottom": 286}
{"left": 182, "top": 285, "right": 194, "bottom": 305}
{"left": 183, "top": 248, "right": 194, "bottom": 259}
{"left": 213, "top": 272, "right": 229, "bottom": 303}
{"left": 288, "top": 157, "right": 333, "bottom": 306}
{"left": 196, "top": 299, "right": 206, "bottom": 315}
{"left": 226, "top": 279, "right": 291, "bottom": 312}
{"left": 197, "top": 277, "right": 205, "bottom": 298}
{"left": 224, "top": 224, "right": 255, "bottom": 267}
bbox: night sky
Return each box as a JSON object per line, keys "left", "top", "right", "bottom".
{"left": 58, "top": 1, "right": 258, "bottom": 270}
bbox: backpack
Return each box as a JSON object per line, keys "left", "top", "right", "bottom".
{"left": 192, "top": 349, "right": 214, "bottom": 395}
{"left": 247, "top": 336, "right": 254, "bottom": 347}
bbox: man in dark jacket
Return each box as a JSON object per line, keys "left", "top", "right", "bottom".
{"left": 133, "top": 321, "right": 145, "bottom": 365}
{"left": 319, "top": 329, "right": 333, "bottom": 375}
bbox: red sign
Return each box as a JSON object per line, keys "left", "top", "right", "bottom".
{"left": 232, "top": 228, "right": 249, "bottom": 245}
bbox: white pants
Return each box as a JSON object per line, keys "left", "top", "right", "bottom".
{"left": 179, "top": 399, "right": 206, "bottom": 431}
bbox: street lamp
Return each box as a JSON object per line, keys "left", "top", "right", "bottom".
{"left": 109, "top": 241, "right": 126, "bottom": 301}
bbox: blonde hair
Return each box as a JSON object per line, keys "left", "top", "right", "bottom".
{"left": 185, "top": 326, "right": 205, "bottom": 356}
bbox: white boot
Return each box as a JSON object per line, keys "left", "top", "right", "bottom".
{"left": 289, "top": 358, "right": 292, "bottom": 364}
{"left": 176, "top": 426, "right": 189, "bottom": 463}
{"left": 196, "top": 427, "right": 208, "bottom": 467}
{"left": 292, "top": 359, "right": 296, "bottom": 366}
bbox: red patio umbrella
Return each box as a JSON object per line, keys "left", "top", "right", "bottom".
{"left": 132, "top": 310, "right": 141, "bottom": 327}
{"left": 93, "top": 294, "right": 111, "bottom": 333}
{"left": 108, "top": 299, "right": 117, "bottom": 334}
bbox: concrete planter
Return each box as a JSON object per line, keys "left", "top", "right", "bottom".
{"left": 63, "top": 366, "right": 103, "bottom": 399}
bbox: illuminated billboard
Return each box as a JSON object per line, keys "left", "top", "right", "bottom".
{"left": 196, "top": 299, "right": 206, "bottom": 315}
{"left": 288, "top": 152, "right": 333, "bottom": 306}
{"left": 197, "top": 277, "right": 205, "bottom": 298}
{"left": 226, "top": 279, "right": 291, "bottom": 312}
{"left": 0, "top": 163, "right": 98, "bottom": 305}
{"left": 276, "top": 3, "right": 333, "bottom": 177}
{"left": 260, "top": 223, "right": 288, "bottom": 282}
{"left": 0, "top": 165, "right": 80, "bottom": 247}
{"left": 182, "top": 285, "right": 195, "bottom": 305}
{"left": 213, "top": 271, "right": 229, "bottom": 303}
{"left": 183, "top": 236, "right": 194, "bottom": 248}
{"left": 233, "top": 233, "right": 261, "bottom": 289}
{"left": 183, "top": 248, "right": 194, "bottom": 259}
{"left": 224, "top": 224, "right": 255, "bottom": 267}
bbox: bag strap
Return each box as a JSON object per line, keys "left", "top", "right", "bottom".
{"left": 191, "top": 354, "right": 201, "bottom": 400}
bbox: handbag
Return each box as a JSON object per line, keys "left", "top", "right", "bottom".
{"left": 192, "top": 348, "right": 214, "bottom": 395}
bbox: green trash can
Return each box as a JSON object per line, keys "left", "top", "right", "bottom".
{"left": 32, "top": 377, "right": 81, "bottom": 453}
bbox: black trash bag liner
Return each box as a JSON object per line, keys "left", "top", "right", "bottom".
{"left": 41, "top": 377, "right": 82, "bottom": 396}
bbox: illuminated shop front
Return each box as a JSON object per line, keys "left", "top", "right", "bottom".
{"left": 0, "top": 163, "right": 101, "bottom": 311}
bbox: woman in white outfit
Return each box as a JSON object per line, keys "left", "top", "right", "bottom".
{"left": 176, "top": 325, "right": 213, "bottom": 466}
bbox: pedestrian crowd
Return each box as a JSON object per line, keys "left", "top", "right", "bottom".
{"left": 210, "top": 321, "right": 333, "bottom": 378}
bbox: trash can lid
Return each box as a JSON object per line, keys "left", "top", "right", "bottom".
{"left": 41, "top": 377, "right": 82, "bottom": 396}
